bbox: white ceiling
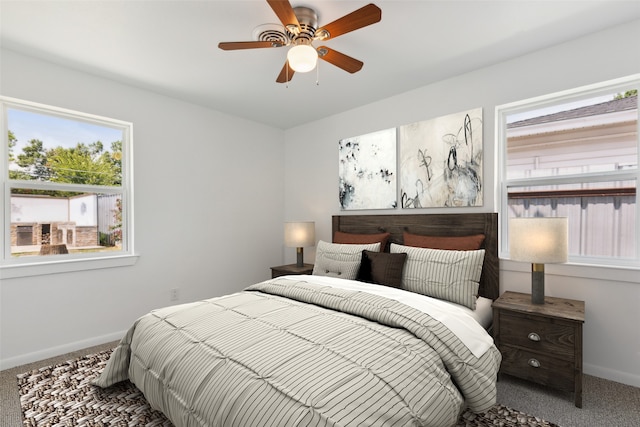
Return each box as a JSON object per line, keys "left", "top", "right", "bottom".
{"left": 1, "top": 0, "right": 639, "bottom": 129}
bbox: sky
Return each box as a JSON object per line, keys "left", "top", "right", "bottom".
{"left": 7, "top": 108, "right": 123, "bottom": 158}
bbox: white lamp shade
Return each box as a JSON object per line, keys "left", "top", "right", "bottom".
{"left": 284, "top": 222, "right": 316, "bottom": 247}
{"left": 509, "top": 217, "right": 568, "bottom": 264}
{"left": 287, "top": 44, "right": 318, "bottom": 73}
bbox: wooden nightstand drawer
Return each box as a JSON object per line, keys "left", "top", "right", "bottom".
{"left": 500, "top": 344, "right": 575, "bottom": 391}
{"left": 492, "top": 291, "right": 585, "bottom": 408}
{"left": 500, "top": 311, "right": 576, "bottom": 360}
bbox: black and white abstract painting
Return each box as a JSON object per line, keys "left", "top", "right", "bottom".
{"left": 339, "top": 128, "right": 397, "bottom": 210}
{"left": 399, "top": 108, "right": 483, "bottom": 208}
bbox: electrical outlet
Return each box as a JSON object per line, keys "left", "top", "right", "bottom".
{"left": 170, "top": 288, "right": 179, "bottom": 301}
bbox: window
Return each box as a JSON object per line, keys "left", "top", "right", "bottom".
{"left": 1, "top": 96, "right": 136, "bottom": 278}
{"left": 497, "top": 75, "right": 639, "bottom": 267}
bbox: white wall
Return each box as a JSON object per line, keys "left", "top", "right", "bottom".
{"left": 11, "top": 195, "right": 69, "bottom": 223}
{"left": 0, "top": 49, "right": 285, "bottom": 368}
{"left": 283, "top": 20, "right": 640, "bottom": 387}
{"left": 69, "top": 194, "right": 97, "bottom": 226}
{"left": 11, "top": 194, "right": 96, "bottom": 228}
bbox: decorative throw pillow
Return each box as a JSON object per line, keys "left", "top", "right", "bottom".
{"left": 333, "top": 231, "right": 391, "bottom": 252}
{"left": 313, "top": 240, "right": 381, "bottom": 280}
{"left": 357, "top": 250, "right": 407, "bottom": 289}
{"left": 403, "top": 232, "right": 485, "bottom": 250}
{"left": 390, "top": 243, "right": 484, "bottom": 309}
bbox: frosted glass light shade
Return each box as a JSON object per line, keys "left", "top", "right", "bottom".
{"left": 509, "top": 217, "right": 568, "bottom": 263}
{"left": 284, "top": 222, "right": 316, "bottom": 248}
{"left": 287, "top": 45, "right": 318, "bottom": 73}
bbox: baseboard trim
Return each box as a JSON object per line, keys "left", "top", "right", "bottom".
{"left": 0, "top": 331, "right": 124, "bottom": 371}
{"left": 585, "top": 363, "right": 640, "bottom": 388}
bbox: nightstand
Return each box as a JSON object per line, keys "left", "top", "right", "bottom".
{"left": 493, "top": 291, "right": 585, "bottom": 408}
{"left": 270, "top": 263, "right": 314, "bottom": 278}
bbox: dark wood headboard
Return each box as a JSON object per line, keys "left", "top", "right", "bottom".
{"left": 332, "top": 213, "right": 499, "bottom": 300}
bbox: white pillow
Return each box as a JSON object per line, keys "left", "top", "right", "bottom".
{"left": 391, "top": 243, "right": 484, "bottom": 309}
{"left": 312, "top": 240, "right": 381, "bottom": 280}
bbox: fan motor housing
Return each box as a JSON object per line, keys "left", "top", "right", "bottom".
{"left": 252, "top": 23, "right": 290, "bottom": 45}
{"left": 289, "top": 6, "right": 318, "bottom": 39}
{"left": 252, "top": 7, "right": 319, "bottom": 46}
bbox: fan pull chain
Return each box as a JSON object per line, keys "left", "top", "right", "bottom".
{"left": 316, "top": 62, "right": 320, "bottom": 86}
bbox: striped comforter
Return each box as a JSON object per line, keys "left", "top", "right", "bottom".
{"left": 94, "top": 277, "right": 501, "bottom": 427}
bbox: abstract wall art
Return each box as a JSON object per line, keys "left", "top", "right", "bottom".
{"left": 399, "top": 108, "right": 483, "bottom": 208}
{"left": 339, "top": 127, "right": 397, "bottom": 210}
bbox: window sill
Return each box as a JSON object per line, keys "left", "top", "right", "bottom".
{"left": 0, "top": 253, "right": 139, "bottom": 279}
{"left": 501, "top": 258, "right": 640, "bottom": 284}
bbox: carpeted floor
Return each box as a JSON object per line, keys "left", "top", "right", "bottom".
{"left": 15, "top": 348, "right": 560, "bottom": 427}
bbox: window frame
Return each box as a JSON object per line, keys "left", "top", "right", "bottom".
{"left": 496, "top": 74, "right": 640, "bottom": 269}
{"left": 0, "top": 96, "right": 137, "bottom": 279}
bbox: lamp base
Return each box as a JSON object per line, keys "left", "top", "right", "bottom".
{"left": 296, "top": 247, "right": 304, "bottom": 268}
{"left": 531, "top": 263, "right": 545, "bottom": 304}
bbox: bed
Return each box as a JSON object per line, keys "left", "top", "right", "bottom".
{"left": 94, "top": 213, "right": 501, "bottom": 427}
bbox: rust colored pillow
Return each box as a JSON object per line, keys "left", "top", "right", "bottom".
{"left": 403, "top": 232, "right": 485, "bottom": 251}
{"left": 333, "top": 231, "right": 390, "bottom": 252}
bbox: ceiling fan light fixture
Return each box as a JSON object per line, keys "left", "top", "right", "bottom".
{"left": 218, "top": 1, "right": 382, "bottom": 83}
{"left": 287, "top": 44, "right": 318, "bottom": 73}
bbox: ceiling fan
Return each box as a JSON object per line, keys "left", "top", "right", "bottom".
{"left": 218, "top": 0, "right": 382, "bottom": 83}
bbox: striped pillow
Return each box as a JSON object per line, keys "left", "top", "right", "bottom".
{"left": 391, "top": 243, "right": 484, "bottom": 309}
{"left": 313, "top": 240, "right": 381, "bottom": 280}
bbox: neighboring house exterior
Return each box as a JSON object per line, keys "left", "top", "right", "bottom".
{"left": 10, "top": 193, "right": 104, "bottom": 248}
{"left": 507, "top": 95, "right": 637, "bottom": 259}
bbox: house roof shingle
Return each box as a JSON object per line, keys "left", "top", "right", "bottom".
{"left": 508, "top": 95, "right": 637, "bottom": 128}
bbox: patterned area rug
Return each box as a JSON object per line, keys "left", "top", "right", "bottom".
{"left": 18, "top": 349, "right": 560, "bottom": 427}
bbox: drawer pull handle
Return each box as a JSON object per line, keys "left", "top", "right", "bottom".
{"left": 528, "top": 332, "right": 541, "bottom": 342}
{"left": 528, "top": 358, "right": 541, "bottom": 368}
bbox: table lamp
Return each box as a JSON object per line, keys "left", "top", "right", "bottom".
{"left": 509, "top": 217, "right": 568, "bottom": 304}
{"left": 284, "top": 222, "right": 315, "bottom": 267}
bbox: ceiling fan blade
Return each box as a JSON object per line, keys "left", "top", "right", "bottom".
{"left": 316, "top": 4, "right": 381, "bottom": 40}
{"left": 218, "top": 41, "right": 283, "bottom": 50}
{"left": 266, "top": 0, "right": 300, "bottom": 30}
{"left": 276, "top": 61, "right": 295, "bottom": 83}
{"left": 317, "top": 47, "right": 363, "bottom": 73}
